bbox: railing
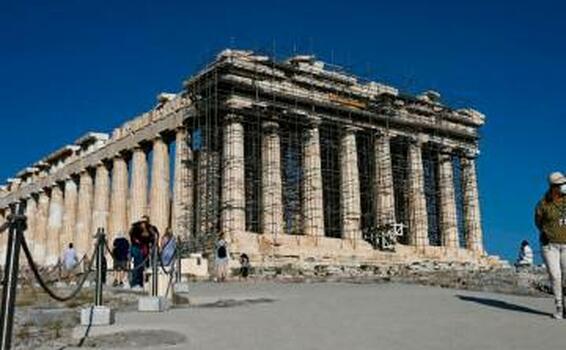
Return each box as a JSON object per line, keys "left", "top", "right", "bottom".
{"left": 0, "top": 203, "right": 181, "bottom": 349}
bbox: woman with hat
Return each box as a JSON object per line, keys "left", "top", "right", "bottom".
{"left": 535, "top": 171, "right": 566, "bottom": 319}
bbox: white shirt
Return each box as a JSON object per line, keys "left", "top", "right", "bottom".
{"left": 63, "top": 248, "right": 78, "bottom": 269}
{"left": 518, "top": 245, "right": 534, "bottom": 265}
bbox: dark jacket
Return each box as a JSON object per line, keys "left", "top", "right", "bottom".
{"left": 535, "top": 193, "right": 566, "bottom": 244}
{"left": 129, "top": 222, "right": 158, "bottom": 257}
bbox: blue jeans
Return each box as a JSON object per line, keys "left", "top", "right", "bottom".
{"left": 130, "top": 245, "right": 144, "bottom": 287}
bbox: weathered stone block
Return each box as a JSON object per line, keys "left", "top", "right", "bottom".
{"left": 174, "top": 281, "right": 190, "bottom": 293}
{"left": 80, "top": 306, "right": 115, "bottom": 326}
{"left": 138, "top": 296, "right": 169, "bottom": 312}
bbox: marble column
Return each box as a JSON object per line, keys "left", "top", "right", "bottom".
{"left": 62, "top": 178, "right": 78, "bottom": 252}
{"left": 76, "top": 170, "right": 93, "bottom": 257}
{"left": 374, "top": 131, "right": 396, "bottom": 227}
{"left": 261, "top": 121, "right": 283, "bottom": 236}
{"left": 150, "top": 136, "right": 171, "bottom": 235}
{"left": 24, "top": 195, "right": 37, "bottom": 256}
{"left": 407, "top": 137, "right": 429, "bottom": 247}
{"left": 34, "top": 191, "right": 50, "bottom": 264}
{"left": 462, "top": 153, "right": 484, "bottom": 253}
{"left": 302, "top": 116, "right": 325, "bottom": 237}
{"left": 172, "top": 127, "right": 194, "bottom": 238}
{"left": 92, "top": 162, "right": 110, "bottom": 234}
{"left": 110, "top": 155, "right": 129, "bottom": 243}
{"left": 221, "top": 114, "right": 246, "bottom": 236}
{"left": 438, "top": 148, "right": 459, "bottom": 248}
{"left": 130, "top": 146, "right": 148, "bottom": 224}
{"left": 340, "top": 125, "right": 362, "bottom": 241}
{"left": 46, "top": 184, "right": 63, "bottom": 265}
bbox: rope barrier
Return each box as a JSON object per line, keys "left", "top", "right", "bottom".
{"left": 20, "top": 234, "right": 99, "bottom": 302}
{"left": 17, "top": 224, "right": 181, "bottom": 305}
{"left": 103, "top": 235, "right": 160, "bottom": 273}
{"left": 102, "top": 238, "right": 116, "bottom": 259}
{"left": 1, "top": 214, "right": 113, "bottom": 350}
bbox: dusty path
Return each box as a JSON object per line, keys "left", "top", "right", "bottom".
{"left": 67, "top": 281, "right": 563, "bottom": 350}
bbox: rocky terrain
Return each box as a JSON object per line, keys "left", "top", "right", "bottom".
{"left": 249, "top": 261, "right": 550, "bottom": 296}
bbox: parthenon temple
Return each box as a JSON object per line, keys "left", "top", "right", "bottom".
{"left": 0, "top": 49, "right": 495, "bottom": 268}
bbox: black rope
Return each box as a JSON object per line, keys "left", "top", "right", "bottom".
{"left": 103, "top": 236, "right": 152, "bottom": 277}
{"left": 20, "top": 234, "right": 98, "bottom": 302}
{"left": 103, "top": 238, "right": 116, "bottom": 259}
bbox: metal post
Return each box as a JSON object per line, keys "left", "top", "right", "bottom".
{"left": 176, "top": 253, "right": 182, "bottom": 283}
{"left": 151, "top": 243, "right": 158, "bottom": 297}
{"left": 0, "top": 204, "right": 27, "bottom": 350}
{"left": 94, "top": 228, "right": 105, "bottom": 306}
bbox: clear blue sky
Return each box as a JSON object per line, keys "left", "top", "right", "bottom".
{"left": 1, "top": 0, "right": 564, "bottom": 261}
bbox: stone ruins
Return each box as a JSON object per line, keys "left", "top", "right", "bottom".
{"left": 0, "top": 49, "right": 499, "bottom": 269}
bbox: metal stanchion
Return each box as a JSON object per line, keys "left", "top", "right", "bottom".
{"left": 94, "top": 228, "right": 105, "bottom": 306}
{"left": 151, "top": 243, "right": 158, "bottom": 297}
{"left": 80, "top": 227, "right": 114, "bottom": 327}
{"left": 174, "top": 249, "right": 190, "bottom": 293}
{"left": 138, "top": 241, "right": 168, "bottom": 312}
{"left": 0, "top": 204, "right": 27, "bottom": 350}
{"left": 176, "top": 254, "right": 182, "bottom": 283}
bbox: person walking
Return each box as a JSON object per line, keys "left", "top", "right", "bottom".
{"left": 215, "top": 233, "right": 230, "bottom": 282}
{"left": 112, "top": 232, "right": 130, "bottom": 287}
{"left": 535, "top": 171, "right": 566, "bottom": 319}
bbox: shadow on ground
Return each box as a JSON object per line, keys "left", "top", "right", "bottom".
{"left": 195, "top": 298, "right": 276, "bottom": 308}
{"left": 457, "top": 295, "right": 550, "bottom": 317}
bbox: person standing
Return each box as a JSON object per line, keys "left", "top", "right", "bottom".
{"left": 129, "top": 216, "right": 159, "bottom": 288}
{"left": 62, "top": 242, "right": 78, "bottom": 280}
{"left": 112, "top": 233, "right": 130, "bottom": 287}
{"left": 239, "top": 253, "right": 251, "bottom": 280}
{"left": 160, "top": 227, "right": 176, "bottom": 267}
{"left": 215, "top": 233, "right": 230, "bottom": 282}
{"left": 515, "top": 240, "right": 534, "bottom": 268}
{"left": 535, "top": 171, "right": 566, "bottom": 319}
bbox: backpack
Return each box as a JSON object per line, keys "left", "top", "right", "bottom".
{"left": 217, "top": 245, "right": 227, "bottom": 259}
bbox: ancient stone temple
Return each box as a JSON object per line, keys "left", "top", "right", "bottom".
{"left": 0, "top": 49, "right": 495, "bottom": 268}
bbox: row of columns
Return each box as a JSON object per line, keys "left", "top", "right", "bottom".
{"left": 3, "top": 128, "right": 192, "bottom": 265}
{"left": 220, "top": 114, "right": 483, "bottom": 253}
{"left": 0, "top": 113, "right": 484, "bottom": 265}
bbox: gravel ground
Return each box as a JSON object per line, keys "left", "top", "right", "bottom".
{"left": 42, "top": 281, "right": 564, "bottom": 350}
{"left": 10, "top": 266, "right": 555, "bottom": 350}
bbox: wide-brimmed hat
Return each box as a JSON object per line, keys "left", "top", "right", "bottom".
{"left": 549, "top": 171, "right": 566, "bottom": 185}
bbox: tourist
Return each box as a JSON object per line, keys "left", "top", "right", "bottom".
{"left": 239, "top": 253, "right": 251, "bottom": 280}
{"left": 129, "top": 215, "right": 159, "bottom": 288}
{"left": 515, "top": 240, "right": 534, "bottom": 268}
{"left": 62, "top": 242, "right": 78, "bottom": 273}
{"left": 112, "top": 232, "right": 130, "bottom": 287}
{"left": 215, "top": 233, "right": 230, "bottom": 282}
{"left": 60, "top": 242, "right": 79, "bottom": 282}
{"left": 160, "top": 227, "right": 176, "bottom": 267}
{"left": 535, "top": 171, "right": 566, "bottom": 319}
